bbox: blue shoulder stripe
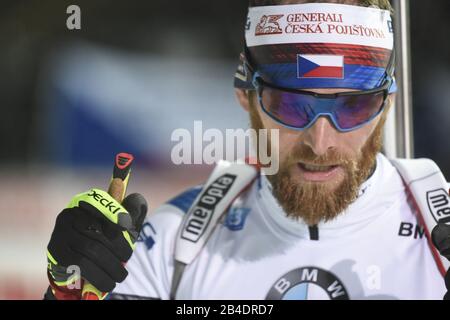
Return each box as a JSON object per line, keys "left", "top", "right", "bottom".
{"left": 167, "top": 185, "right": 203, "bottom": 214}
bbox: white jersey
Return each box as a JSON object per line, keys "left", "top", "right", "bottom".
{"left": 112, "top": 153, "right": 447, "bottom": 300}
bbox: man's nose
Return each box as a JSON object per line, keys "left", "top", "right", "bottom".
{"left": 302, "top": 116, "right": 339, "bottom": 156}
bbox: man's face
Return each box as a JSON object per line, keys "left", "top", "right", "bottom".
{"left": 246, "top": 88, "right": 392, "bottom": 226}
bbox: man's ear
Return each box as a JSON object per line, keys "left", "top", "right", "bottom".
{"left": 388, "top": 93, "right": 396, "bottom": 104}
{"left": 235, "top": 88, "right": 251, "bottom": 112}
{"left": 386, "top": 93, "right": 396, "bottom": 112}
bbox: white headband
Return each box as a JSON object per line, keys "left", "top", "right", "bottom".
{"left": 246, "top": 3, "right": 393, "bottom": 50}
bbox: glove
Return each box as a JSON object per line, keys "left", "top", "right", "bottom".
{"left": 431, "top": 222, "right": 450, "bottom": 300}
{"left": 46, "top": 189, "right": 147, "bottom": 300}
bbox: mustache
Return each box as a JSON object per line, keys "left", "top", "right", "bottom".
{"left": 287, "top": 144, "right": 355, "bottom": 167}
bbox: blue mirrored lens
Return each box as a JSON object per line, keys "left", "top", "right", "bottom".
{"left": 259, "top": 86, "right": 385, "bottom": 131}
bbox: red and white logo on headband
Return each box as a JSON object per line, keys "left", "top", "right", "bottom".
{"left": 255, "top": 15, "right": 284, "bottom": 36}
{"left": 298, "top": 55, "right": 344, "bottom": 79}
{"left": 246, "top": 3, "right": 394, "bottom": 50}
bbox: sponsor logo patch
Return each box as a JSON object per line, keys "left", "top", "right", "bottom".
{"left": 426, "top": 188, "right": 450, "bottom": 223}
{"left": 266, "top": 267, "right": 349, "bottom": 300}
{"left": 181, "top": 174, "right": 236, "bottom": 243}
{"left": 255, "top": 15, "right": 284, "bottom": 36}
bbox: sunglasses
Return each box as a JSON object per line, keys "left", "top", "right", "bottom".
{"left": 252, "top": 74, "right": 392, "bottom": 133}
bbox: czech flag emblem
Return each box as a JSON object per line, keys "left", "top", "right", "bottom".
{"left": 297, "top": 54, "right": 344, "bottom": 79}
